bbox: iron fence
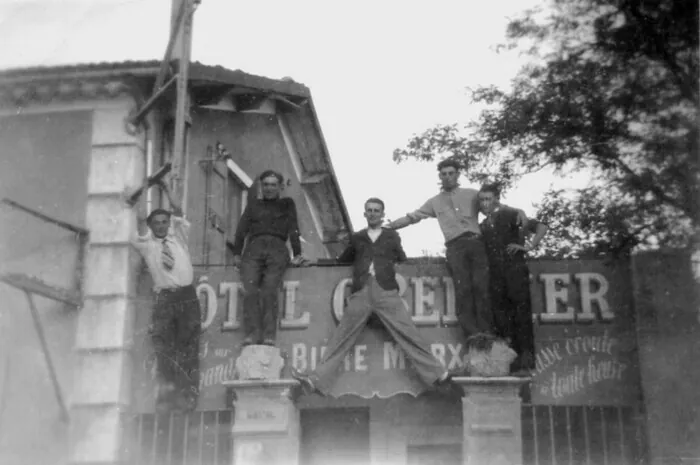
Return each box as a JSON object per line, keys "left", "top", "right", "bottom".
{"left": 122, "top": 405, "right": 645, "bottom": 465}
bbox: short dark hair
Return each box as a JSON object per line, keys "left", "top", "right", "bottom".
{"left": 479, "top": 183, "right": 501, "bottom": 199}
{"left": 147, "top": 208, "right": 171, "bottom": 224}
{"left": 437, "top": 158, "right": 462, "bottom": 172}
{"left": 364, "top": 197, "right": 385, "bottom": 211}
{"left": 259, "top": 170, "right": 284, "bottom": 184}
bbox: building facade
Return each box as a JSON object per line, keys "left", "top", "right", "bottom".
{"left": 0, "top": 62, "right": 698, "bottom": 465}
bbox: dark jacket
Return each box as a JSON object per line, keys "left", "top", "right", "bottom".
{"left": 480, "top": 205, "right": 543, "bottom": 267}
{"left": 228, "top": 197, "right": 302, "bottom": 256}
{"left": 337, "top": 228, "right": 408, "bottom": 293}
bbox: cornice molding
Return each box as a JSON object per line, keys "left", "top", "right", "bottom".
{"left": 0, "top": 77, "right": 142, "bottom": 108}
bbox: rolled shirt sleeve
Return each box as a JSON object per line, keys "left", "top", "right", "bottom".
{"left": 406, "top": 198, "right": 436, "bottom": 222}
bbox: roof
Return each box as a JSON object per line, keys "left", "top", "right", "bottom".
{"left": 0, "top": 58, "right": 353, "bottom": 250}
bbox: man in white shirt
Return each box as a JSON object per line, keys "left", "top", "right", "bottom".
{"left": 129, "top": 181, "right": 200, "bottom": 413}
{"left": 292, "top": 198, "right": 457, "bottom": 396}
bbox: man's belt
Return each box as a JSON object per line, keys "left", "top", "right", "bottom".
{"left": 445, "top": 231, "right": 481, "bottom": 246}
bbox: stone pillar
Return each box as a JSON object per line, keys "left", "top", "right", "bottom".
{"left": 224, "top": 345, "right": 301, "bottom": 465}
{"left": 456, "top": 377, "right": 529, "bottom": 465}
{"left": 70, "top": 100, "right": 146, "bottom": 464}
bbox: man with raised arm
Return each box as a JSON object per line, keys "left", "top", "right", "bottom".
{"left": 291, "top": 198, "right": 457, "bottom": 396}
{"left": 478, "top": 183, "right": 548, "bottom": 375}
{"left": 385, "top": 159, "right": 526, "bottom": 341}
{"left": 129, "top": 180, "right": 201, "bottom": 413}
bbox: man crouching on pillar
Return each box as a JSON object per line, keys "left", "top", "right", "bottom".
{"left": 292, "top": 198, "right": 458, "bottom": 396}
{"left": 129, "top": 179, "right": 201, "bottom": 414}
{"left": 227, "top": 170, "right": 309, "bottom": 347}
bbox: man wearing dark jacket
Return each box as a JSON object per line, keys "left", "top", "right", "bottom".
{"left": 227, "top": 170, "right": 308, "bottom": 346}
{"left": 478, "top": 183, "right": 548, "bottom": 374}
{"left": 292, "top": 198, "right": 455, "bottom": 395}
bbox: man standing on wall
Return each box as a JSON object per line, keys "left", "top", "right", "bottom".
{"left": 129, "top": 180, "right": 201, "bottom": 413}
{"left": 227, "top": 170, "right": 308, "bottom": 347}
{"left": 478, "top": 183, "right": 548, "bottom": 375}
{"left": 385, "top": 159, "right": 526, "bottom": 341}
{"left": 292, "top": 198, "right": 457, "bottom": 395}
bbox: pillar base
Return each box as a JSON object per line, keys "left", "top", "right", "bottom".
{"left": 455, "top": 377, "right": 530, "bottom": 465}
{"left": 224, "top": 379, "right": 301, "bottom": 465}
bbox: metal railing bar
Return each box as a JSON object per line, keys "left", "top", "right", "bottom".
{"left": 565, "top": 406, "right": 574, "bottom": 465}
{"left": 549, "top": 405, "right": 557, "bottom": 465}
{"left": 601, "top": 407, "right": 609, "bottom": 465}
{"left": 532, "top": 405, "right": 540, "bottom": 465}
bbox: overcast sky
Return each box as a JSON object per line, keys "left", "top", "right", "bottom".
{"left": 0, "top": 0, "right": 590, "bottom": 255}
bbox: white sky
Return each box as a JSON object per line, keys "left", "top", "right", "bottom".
{"left": 0, "top": 0, "right": 591, "bottom": 256}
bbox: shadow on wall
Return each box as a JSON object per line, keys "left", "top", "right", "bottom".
{"left": 0, "top": 231, "right": 82, "bottom": 465}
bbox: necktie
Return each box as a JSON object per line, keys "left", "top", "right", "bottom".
{"left": 162, "top": 239, "right": 175, "bottom": 271}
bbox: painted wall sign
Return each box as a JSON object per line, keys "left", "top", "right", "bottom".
{"left": 130, "top": 260, "right": 641, "bottom": 411}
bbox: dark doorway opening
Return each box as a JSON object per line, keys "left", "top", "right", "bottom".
{"left": 300, "top": 407, "right": 370, "bottom": 465}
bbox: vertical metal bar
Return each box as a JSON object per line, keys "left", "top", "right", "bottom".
{"left": 182, "top": 413, "right": 190, "bottom": 465}
{"left": 548, "top": 406, "right": 557, "bottom": 465}
{"left": 224, "top": 167, "right": 230, "bottom": 266}
{"left": 151, "top": 414, "right": 159, "bottom": 465}
{"left": 617, "top": 407, "right": 626, "bottom": 464}
{"left": 24, "top": 292, "right": 69, "bottom": 421}
{"left": 214, "top": 410, "right": 220, "bottom": 464}
{"left": 565, "top": 406, "right": 573, "bottom": 465}
{"left": 202, "top": 146, "right": 212, "bottom": 264}
{"left": 532, "top": 405, "right": 540, "bottom": 465}
{"left": 583, "top": 407, "right": 591, "bottom": 465}
{"left": 197, "top": 412, "right": 205, "bottom": 465}
{"left": 601, "top": 407, "right": 609, "bottom": 465}
{"left": 166, "top": 413, "right": 175, "bottom": 465}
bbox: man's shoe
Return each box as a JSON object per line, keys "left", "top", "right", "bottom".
{"left": 434, "top": 372, "right": 463, "bottom": 397}
{"left": 290, "top": 367, "right": 323, "bottom": 396}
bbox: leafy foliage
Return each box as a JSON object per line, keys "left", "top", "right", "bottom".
{"left": 393, "top": 0, "right": 699, "bottom": 258}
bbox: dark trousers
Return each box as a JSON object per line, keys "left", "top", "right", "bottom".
{"left": 151, "top": 285, "right": 201, "bottom": 405}
{"left": 445, "top": 234, "right": 493, "bottom": 338}
{"left": 313, "top": 277, "right": 445, "bottom": 394}
{"left": 490, "top": 262, "right": 535, "bottom": 369}
{"left": 240, "top": 235, "right": 290, "bottom": 343}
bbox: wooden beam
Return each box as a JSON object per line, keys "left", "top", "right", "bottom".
{"left": 24, "top": 291, "right": 69, "bottom": 422}
{"left": 300, "top": 173, "right": 330, "bottom": 185}
{"left": 1, "top": 198, "right": 88, "bottom": 237}
{"left": 0, "top": 273, "right": 81, "bottom": 307}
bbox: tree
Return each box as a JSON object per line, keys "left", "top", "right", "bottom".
{"left": 393, "top": 0, "right": 699, "bottom": 258}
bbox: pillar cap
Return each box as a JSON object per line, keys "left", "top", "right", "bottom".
{"left": 453, "top": 376, "right": 531, "bottom": 387}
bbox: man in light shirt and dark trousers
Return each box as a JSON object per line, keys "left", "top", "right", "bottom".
{"left": 385, "top": 159, "right": 526, "bottom": 344}
{"left": 129, "top": 180, "right": 201, "bottom": 413}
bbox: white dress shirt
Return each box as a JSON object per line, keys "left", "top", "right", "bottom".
{"left": 131, "top": 216, "right": 194, "bottom": 291}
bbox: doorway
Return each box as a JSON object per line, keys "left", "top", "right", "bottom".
{"left": 300, "top": 407, "right": 370, "bottom": 465}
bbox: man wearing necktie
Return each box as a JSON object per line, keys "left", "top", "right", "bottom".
{"left": 129, "top": 180, "right": 201, "bottom": 413}
{"left": 292, "top": 198, "right": 457, "bottom": 396}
